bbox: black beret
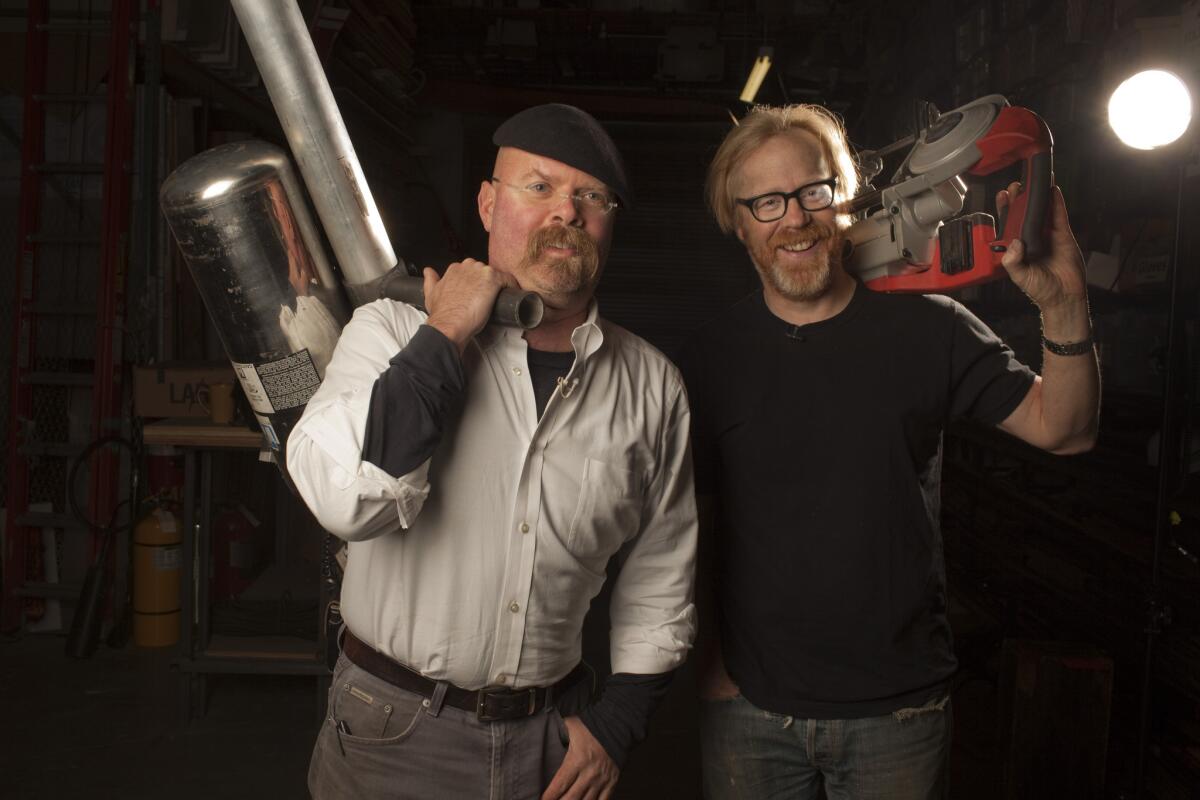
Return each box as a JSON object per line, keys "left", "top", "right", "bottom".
{"left": 493, "top": 103, "right": 633, "bottom": 210}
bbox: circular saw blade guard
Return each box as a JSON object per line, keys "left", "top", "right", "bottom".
{"left": 904, "top": 95, "right": 1007, "bottom": 179}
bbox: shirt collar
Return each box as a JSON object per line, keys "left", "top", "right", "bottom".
{"left": 477, "top": 299, "right": 604, "bottom": 359}
{"left": 571, "top": 301, "right": 604, "bottom": 360}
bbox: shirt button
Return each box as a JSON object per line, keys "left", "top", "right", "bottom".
{"left": 509, "top": 601, "right": 520, "bottom": 613}
{"left": 512, "top": 366, "right": 523, "bottom": 376}
{"left": 519, "top": 522, "right": 530, "bottom": 533}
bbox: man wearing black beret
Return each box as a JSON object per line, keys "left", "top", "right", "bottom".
{"left": 290, "top": 104, "right": 697, "bottom": 799}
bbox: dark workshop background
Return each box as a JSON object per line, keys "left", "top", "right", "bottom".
{"left": 2, "top": 0, "right": 1199, "bottom": 798}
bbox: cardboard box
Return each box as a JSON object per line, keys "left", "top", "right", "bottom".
{"left": 134, "top": 362, "right": 236, "bottom": 419}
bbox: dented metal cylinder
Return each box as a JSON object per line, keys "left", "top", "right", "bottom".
{"left": 159, "top": 139, "right": 349, "bottom": 463}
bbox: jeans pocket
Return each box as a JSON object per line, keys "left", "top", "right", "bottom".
{"left": 700, "top": 692, "right": 744, "bottom": 704}
{"left": 329, "top": 673, "right": 426, "bottom": 746}
{"left": 550, "top": 708, "right": 571, "bottom": 749}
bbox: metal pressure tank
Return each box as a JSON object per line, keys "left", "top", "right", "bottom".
{"left": 159, "top": 140, "right": 350, "bottom": 473}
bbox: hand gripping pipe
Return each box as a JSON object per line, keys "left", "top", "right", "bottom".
{"left": 379, "top": 269, "right": 544, "bottom": 330}
{"left": 228, "top": 0, "right": 544, "bottom": 327}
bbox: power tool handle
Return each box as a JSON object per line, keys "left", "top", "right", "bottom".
{"left": 975, "top": 106, "right": 1054, "bottom": 264}
{"left": 1018, "top": 150, "right": 1052, "bottom": 261}
{"left": 996, "top": 149, "right": 1052, "bottom": 262}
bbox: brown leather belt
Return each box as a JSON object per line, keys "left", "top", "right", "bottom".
{"left": 342, "top": 631, "right": 587, "bottom": 722}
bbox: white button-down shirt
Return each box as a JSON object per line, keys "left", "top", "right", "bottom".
{"left": 288, "top": 299, "right": 697, "bottom": 689}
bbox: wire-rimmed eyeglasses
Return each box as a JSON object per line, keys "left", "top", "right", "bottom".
{"left": 490, "top": 176, "right": 619, "bottom": 216}
{"left": 736, "top": 177, "right": 838, "bottom": 223}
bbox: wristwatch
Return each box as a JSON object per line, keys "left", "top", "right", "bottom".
{"left": 1041, "top": 335, "right": 1094, "bottom": 356}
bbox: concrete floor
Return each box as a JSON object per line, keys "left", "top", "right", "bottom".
{"left": 2, "top": 635, "right": 316, "bottom": 799}
{"left": 1, "top": 630, "right": 1005, "bottom": 800}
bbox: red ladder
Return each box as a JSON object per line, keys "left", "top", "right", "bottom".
{"left": 3, "top": 0, "right": 136, "bottom": 632}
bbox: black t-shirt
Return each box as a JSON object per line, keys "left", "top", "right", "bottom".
{"left": 526, "top": 346, "right": 575, "bottom": 417}
{"left": 678, "top": 285, "right": 1035, "bottom": 719}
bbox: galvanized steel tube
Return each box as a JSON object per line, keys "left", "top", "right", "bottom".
{"left": 229, "top": 0, "right": 396, "bottom": 293}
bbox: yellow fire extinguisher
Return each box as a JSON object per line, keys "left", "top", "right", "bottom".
{"left": 132, "top": 506, "right": 182, "bottom": 648}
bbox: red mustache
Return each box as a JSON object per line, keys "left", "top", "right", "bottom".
{"left": 770, "top": 223, "right": 835, "bottom": 250}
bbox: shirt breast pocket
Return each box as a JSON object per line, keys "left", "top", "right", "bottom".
{"left": 566, "top": 458, "right": 643, "bottom": 566}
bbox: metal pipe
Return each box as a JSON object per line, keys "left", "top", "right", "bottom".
{"left": 378, "top": 268, "right": 545, "bottom": 330}
{"left": 836, "top": 188, "right": 883, "bottom": 216}
{"left": 1134, "top": 161, "right": 1188, "bottom": 799}
{"left": 228, "top": 0, "right": 396, "bottom": 290}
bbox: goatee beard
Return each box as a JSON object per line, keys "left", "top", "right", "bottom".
{"left": 753, "top": 224, "right": 841, "bottom": 301}
{"left": 519, "top": 225, "right": 600, "bottom": 295}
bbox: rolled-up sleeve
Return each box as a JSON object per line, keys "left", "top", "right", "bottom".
{"left": 608, "top": 376, "right": 698, "bottom": 674}
{"left": 287, "top": 301, "right": 437, "bottom": 542}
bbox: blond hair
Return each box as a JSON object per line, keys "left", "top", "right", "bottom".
{"left": 706, "top": 104, "right": 860, "bottom": 234}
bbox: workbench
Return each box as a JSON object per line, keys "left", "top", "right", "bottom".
{"left": 142, "top": 418, "right": 329, "bottom": 721}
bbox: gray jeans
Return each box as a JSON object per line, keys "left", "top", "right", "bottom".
{"left": 309, "top": 654, "right": 580, "bottom": 799}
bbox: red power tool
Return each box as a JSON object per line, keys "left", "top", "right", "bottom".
{"left": 842, "top": 94, "right": 1054, "bottom": 293}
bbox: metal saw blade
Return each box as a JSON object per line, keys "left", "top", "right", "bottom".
{"left": 904, "top": 95, "right": 1006, "bottom": 177}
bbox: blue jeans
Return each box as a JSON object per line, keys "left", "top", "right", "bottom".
{"left": 700, "top": 693, "right": 951, "bottom": 800}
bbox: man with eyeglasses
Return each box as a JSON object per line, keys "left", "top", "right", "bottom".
{"left": 289, "top": 103, "right": 697, "bottom": 800}
{"left": 678, "top": 104, "right": 1099, "bottom": 798}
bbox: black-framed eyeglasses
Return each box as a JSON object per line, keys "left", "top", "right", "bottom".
{"left": 736, "top": 177, "right": 838, "bottom": 223}
{"left": 490, "top": 176, "right": 620, "bottom": 216}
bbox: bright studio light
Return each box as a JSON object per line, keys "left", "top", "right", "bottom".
{"left": 1108, "top": 70, "right": 1193, "bottom": 150}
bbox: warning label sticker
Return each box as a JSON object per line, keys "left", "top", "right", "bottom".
{"left": 154, "top": 546, "right": 181, "bottom": 571}
{"left": 233, "top": 361, "right": 273, "bottom": 414}
{"left": 233, "top": 350, "right": 321, "bottom": 414}
{"left": 257, "top": 350, "right": 322, "bottom": 410}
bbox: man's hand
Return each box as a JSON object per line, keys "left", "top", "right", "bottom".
{"left": 996, "top": 184, "right": 1088, "bottom": 313}
{"left": 541, "top": 716, "right": 619, "bottom": 800}
{"left": 994, "top": 182, "right": 1099, "bottom": 454}
{"left": 422, "top": 259, "right": 515, "bottom": 354}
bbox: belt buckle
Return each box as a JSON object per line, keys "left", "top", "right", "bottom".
{"left": 476, "top": 686, "right": 538, "bottom": 721}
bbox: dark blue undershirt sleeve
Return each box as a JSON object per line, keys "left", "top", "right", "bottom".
{"left": 362, "top": 324, "right": 465, "bottom": 478}
{"left": 577, "top": 670, "right": 675, "bottom": 767}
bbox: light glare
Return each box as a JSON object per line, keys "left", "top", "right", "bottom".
{"left": 201, "top": 179, "right": 236, "bottom": 200}
{"left": 1108, "top": 70, "right": 1193, "bottom": 150}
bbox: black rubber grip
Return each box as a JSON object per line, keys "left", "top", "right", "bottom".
{"left": 378, "top": 268, "right": 544, "bottom": 329}
{"left": 1021, "top": 151, "right": 1053, "bottom": 261}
